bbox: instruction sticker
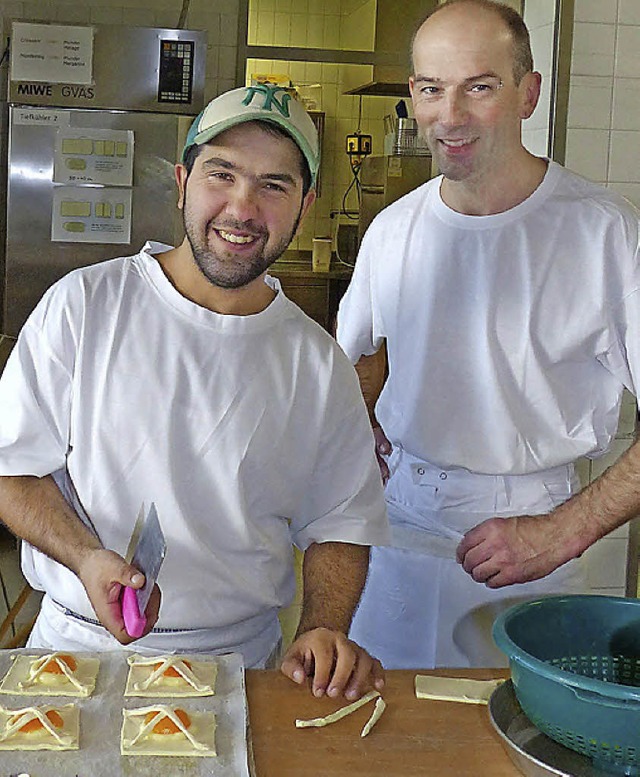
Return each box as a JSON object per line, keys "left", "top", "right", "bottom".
{"left": 11, "top": 22, "right": 94, "bottom": 85}
{"left": 54, "top": 128, "right": 134, "bottom": 186}
{"left": 51, "top": 186, "right": 132, "bottom": 244}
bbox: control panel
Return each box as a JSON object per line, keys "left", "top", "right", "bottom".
{"left": 158, "top": 39, "right": 194, "bottom": 104}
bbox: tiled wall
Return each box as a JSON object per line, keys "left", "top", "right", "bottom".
{"left": 248, "top": 0, "right": 375, "bottom": 51}
{"left": 246, "top": 55, "right": 398, "bottom": 252}
{"left": 247, "top": 0, "right": 399, "bottom": 252}
{"left": 0, "top": 0, "right": 241, "bottom": 103}
{"left": 522, "top": 0, "right": 556, "bottom": 156}
{"left": 566, "top": 0, "right": 640, "bottom": 208}
{"left": 563, "top": 0, "right": 640, "bottom": 595}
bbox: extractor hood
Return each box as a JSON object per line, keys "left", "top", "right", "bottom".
{"left": 344, "top": 0, "right": 437, "bottom": 97}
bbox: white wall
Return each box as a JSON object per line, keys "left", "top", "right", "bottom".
{"left": 567, "top": 0, "right": 640, "bottom": 207}
{"left": 562, "top": 0, "right": 639, "bottom": 595}
{"left": 522, "top": 0, "right": 557, "bottom": 156}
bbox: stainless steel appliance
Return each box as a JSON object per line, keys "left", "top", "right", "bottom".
{"left": 1, "top": 21, "right": 206, "bottom": 336}
{"left": 358, "top": 154, "right": 434, "bottom": 244}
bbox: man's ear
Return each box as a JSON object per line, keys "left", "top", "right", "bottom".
{"left": 293, "top": 188, "right": 317, "bottom": 237}
{"left": 175, "top": 164, "right": 188, "bottom": 210}
{"left": 519, "top": 71, "right": 542, "bottom": 120}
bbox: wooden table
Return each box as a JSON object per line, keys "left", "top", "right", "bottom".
{"left": 246, "top": 668, "right": 519, "bottom": 777}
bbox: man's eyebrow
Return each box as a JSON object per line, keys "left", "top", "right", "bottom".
{"left": 413, "top": 71, "right": 503, "bottom": 85}
{"left": 257, "top": 172, "right": 297, "bottom": 186}
{"left": 200, "top": 157, "right": 297, "bottom": 186}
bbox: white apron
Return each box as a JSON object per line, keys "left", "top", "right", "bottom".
{"left": 349, "top": 447, "right": 587, "bottom": 669}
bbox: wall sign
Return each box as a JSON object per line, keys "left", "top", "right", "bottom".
{"left": 11, "top": 22, "right": 94, "bottom": 85}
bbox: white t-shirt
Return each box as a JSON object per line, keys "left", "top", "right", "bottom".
{"left": 337, "top": 162, "right": 640, "bottom": 475}
{"left": 0, "top": 242, "right": 389, "bottom": 655}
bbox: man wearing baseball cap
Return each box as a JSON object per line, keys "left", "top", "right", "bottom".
{"left": 0, "top": 86, "right": 389, "bottom": 700}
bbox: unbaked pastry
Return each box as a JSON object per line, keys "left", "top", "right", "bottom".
{"left": 0, "top": 653, "right": 99, "bottom": 698}
{"left": 0, "top": 703, "right": 79, "bottom": 750}
{"left": 120, "top": 704, "right": 216, "bottom": 757}
{"left": 124, "top": 655, "right": 217, "bottom": 697}
{"left": 295, "top": 690, "right": 381, "bottom": 729}
{"left": 414, "top": 675, "right": 503, "bottom": 704}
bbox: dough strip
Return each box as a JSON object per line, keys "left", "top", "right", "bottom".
{"left": 295, "top": 690, "right": 380, "bottom": 728}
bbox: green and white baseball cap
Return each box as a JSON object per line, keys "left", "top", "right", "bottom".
{"left": 182, "top": 85, "right": 320, "bottom": 185}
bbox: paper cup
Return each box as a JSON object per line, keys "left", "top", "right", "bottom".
{"left": 312, "top": 237, "right": 332, "bottom": 272}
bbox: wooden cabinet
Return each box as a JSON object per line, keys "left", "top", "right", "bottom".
{"left": 269, "top": 259, "right": 352, "bottom": 333}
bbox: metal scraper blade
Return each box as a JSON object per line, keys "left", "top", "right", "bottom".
{"left": 130, "top": 502, "right": 166, "bottom": 613}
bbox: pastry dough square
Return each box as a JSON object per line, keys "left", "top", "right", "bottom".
{"left": 415, "top": 675, "right": 503, "bottom": 705}
{"left": 124, "top": 655, "right": 217, "bottom": 697}
{"left": 0, "top": 653, "right": 99, "bottom": 698}
{"left": 0, "top": 703, "right": 79, "bottom": 750}
{"left": 120, "top": 705, "right": 217, "bottom": 757}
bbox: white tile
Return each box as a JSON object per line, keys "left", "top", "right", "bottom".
{"left": 307, "top": 14, "right": 324, "bottom": 48}
{"left": 565, "top": 128, "right": 610, "bottom": 180}
{"left": 218, "top": 46, "right": 237, "bottom": 81}
{"left": 55, "top": 4, "right": 92, "bottom": 24}
{"left": 529, "top": 24, "right": 555, "bottom": 77}
{"left": 204, "top": 17, "right": 225, "bottom": 46}
{"left": 616, "top": 388, "right": 638, "bottom": 437}
{"left": 90, "top": 7, "right": 123, "bottom": 25}
{"left": 522, "top": 127, "right": 550, "bottom": 157}
{"left": 321, "top": 62, "right": 339, "bottom": 84}
{"left": 574, "top": 457, "right": 592, "bottom": 489}
{"left": 609, "top": 130, "right": 640, "bottom": 182}
{"left": 523, "top": 0, "right": 556, "bottom": 29}
{"left": 612, "top": 77, "right": 640, "bottom": 130}
{"left": 526, "top": 84, "right": 551, "bottom": 132}
{"left": 619, "top": 0, "right": 640, "bottom": 25}
{"left": 590, "top": 437, "right": 634, "bottom": 479}
{"left": 255, "top": 11, "right": 275, "bottom": 45}
{"left": 608, "top": 522, "right": 631, "bottom": 540}
{"left": 288, "top": 61, "right": 306, "bottom": 85}
{"left": 220, "top": 12, "right": 239, "bottom": 43}
{"left": 305, "top": 61, "right": 323, "bottom": 83}
{"left": 271, "top": 12, "right": 289, "bottom": 46}
{"left": 609, "top": 182, "right": 640, "bottom": 208}
{"left": 572, "top": 22, "right": 616, "bottom": 77}
{"left": 289, "top": 13, "right": 308, "bottom": 46}
{"left": 583, "top": 537, "right": 628, "bottom": 589}
{"left": 568, "top": 75, "right": 613, "bottom": 129}
{"left": 615, "top": 26, "right": 640, "bottom": 78}
{"left": 574, "top": 0, "right": 618, "bottom": 24}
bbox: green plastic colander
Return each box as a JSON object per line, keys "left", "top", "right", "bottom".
{"left": 493, "top": 595, "right": 640, "bottom": 775}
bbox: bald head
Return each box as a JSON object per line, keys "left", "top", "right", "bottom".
{"left": 413, "top": 0, "right": 533, "bottom": 85}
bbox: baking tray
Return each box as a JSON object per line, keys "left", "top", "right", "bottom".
{"left": 489, "top": 680, "right": 613, "bottom": 777}
{"left": 0, "top": 648, "right": 251, "bottom": 777}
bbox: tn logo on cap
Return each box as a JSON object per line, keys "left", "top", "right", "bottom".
{"left": 242, "top": 84, "right": 291, "bottom": 117}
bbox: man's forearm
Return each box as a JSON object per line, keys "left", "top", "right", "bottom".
{"left": 554, "top": 437, "right": 640, "bottom": 560}
{"left": 0, "top": 474, "right": 102, "bottom": 576}
{"left": 296, "top": 541, "right": 369, "bottom": 637}
{"left": 354, "top": 347, "right": 386, "bottom": 425}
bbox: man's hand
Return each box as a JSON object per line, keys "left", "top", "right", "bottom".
{"left": 373, "top": 426, "right": 392, "bottom": 484}
{"left": 280, "top": 627, "right": 384, "bottom": 701}
{"left": 76, "top": 547, "right": 161, "bottom": 643}
{"left": 455, "top": 513, "right": 582, "bottom": 588}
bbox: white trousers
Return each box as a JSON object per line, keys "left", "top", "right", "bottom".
{"left": 349, "top": 448, "right": 588, "bottom": 669}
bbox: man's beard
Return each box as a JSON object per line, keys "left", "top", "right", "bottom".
{"left": 184, "top": 210, "right": 303, "bottom": 290}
